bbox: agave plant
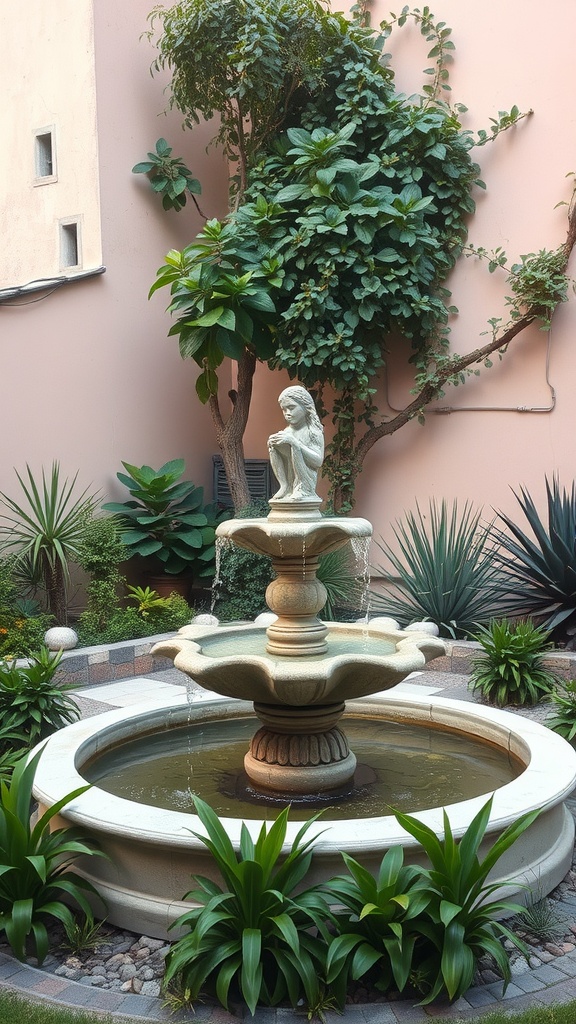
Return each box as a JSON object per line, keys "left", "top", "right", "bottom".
{"left": 371, "top": 500, "right": 506, "bottom": 638}
{"left": 493, "top": 477, "right": 576, "bottom": 642}
{"left": 318, "top": 546, "right": 364, "bottom": 621}
{"left": 0, "top": 463, "right": 97, "bottom": 624}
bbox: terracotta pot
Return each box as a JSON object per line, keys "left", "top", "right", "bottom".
{"left": 147, "top": 574, "right": 193, "bottom": 600}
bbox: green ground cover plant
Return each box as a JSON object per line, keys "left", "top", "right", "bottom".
{"left": 0, "top": 555, "right": 53, "bottom": 659}
{"left": 469, "top": 619, "right": 559, "bottom": 706}
{"left": 75, "top": 590, "right": 193, "bottom": 646}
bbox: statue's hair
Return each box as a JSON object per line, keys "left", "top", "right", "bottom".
{"left": 278, "top": 386, "right": 323, "bottom": 436}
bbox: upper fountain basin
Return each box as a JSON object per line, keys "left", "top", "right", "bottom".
{"left": 152, "top": 622, "right": 445, "bottom": 706}
{"left": 216, "top": 515, "right": 372, "bottom": 560}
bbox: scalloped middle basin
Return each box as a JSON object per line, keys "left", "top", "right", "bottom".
{"left": 152, "top": 622, "right": 445, "bottom": 705}
{"left": 216, "top": 515, "right": 372, "bottom": 559}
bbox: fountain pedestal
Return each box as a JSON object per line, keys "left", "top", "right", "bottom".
{"left": 246, "top": 701, "right": 356, "bottom": 794}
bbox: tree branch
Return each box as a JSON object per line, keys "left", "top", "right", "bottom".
{"left": 354, "top": 192, "right": 576, "bottom": 468}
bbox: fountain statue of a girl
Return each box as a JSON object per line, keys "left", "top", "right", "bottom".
{"left": 267, "top": 386, "right": 324, "bottom": 502}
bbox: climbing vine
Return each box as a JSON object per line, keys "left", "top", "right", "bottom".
{"left": 147, "top": 1, "right": 574, "bottom": 512}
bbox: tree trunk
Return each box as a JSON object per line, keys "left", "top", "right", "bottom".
{"left": 208, "top": 349, "right": 257, "bottom": 511}
{"left": 44, "top": 557, "right": 68, "bottom": 625}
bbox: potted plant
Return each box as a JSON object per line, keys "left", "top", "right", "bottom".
{"left": 103, "top": 460, "right": 223, "bottom": 598}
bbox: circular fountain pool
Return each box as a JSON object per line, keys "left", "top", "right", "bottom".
{"left": 82, "top": 712, "right": 522, "bottom": 819}
{"left": 33, "top": 691, "right": 576, "bottom": 939}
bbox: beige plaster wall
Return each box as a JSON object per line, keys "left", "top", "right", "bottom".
{"left": 0, "top": 0, "right": 229, "bottom": 510}
{"left": 244, "top": 0, "right": 576, "bottom": 545}
{"left": 0, "top": 0, "right": 102, "bottom": 286}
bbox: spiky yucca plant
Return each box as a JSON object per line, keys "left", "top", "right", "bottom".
{"left": 0, "top": 463, "right": 97, "bottom": 624}
{"left": 372, "top": 500, "right": 505, "bottom": 638}
{"left": 494, "top": 477, "right": 576, "bottom": 642}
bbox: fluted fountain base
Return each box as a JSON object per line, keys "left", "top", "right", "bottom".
{"left": 245, "top": 701, "right": 357, "bottom": 794}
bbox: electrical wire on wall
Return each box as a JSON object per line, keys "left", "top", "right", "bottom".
{"left": 383, "top": 329, "right": 556, "bottom": 417}
{"left": 0, "top": 266, "right": 106, "bottom": 306}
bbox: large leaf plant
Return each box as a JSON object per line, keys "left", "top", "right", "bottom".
{"left": 103, "top": 458, "right": 224, "bottom": 578}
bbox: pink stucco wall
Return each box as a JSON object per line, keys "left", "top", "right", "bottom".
{"left": 3, "top": 0, "right": 576, "bottom": 550}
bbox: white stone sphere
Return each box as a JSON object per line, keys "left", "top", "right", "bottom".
{"left": 405, "top": 621, "right": 440, "bottom": 636}
{"left": 367, "top": 616, "right": 401, "bottom": 631}
{"left": 254, "top": 612, "right": 278, "bottom": 626}
{"left": 192, "top": 613, "right": 220, "bottom": 626}
{"left": 44, "top": 627, "right": 78, "bottom": 651}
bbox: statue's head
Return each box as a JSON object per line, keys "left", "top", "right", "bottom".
{"left": 278, "top": 386, "right": 322, "bottom": 431}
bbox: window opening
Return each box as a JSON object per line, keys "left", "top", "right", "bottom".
{"left": 60, "top": 221, "right": 81, "bottom": 269}
{"left": 34, "top": 129, "right": 56, "bottom": 180}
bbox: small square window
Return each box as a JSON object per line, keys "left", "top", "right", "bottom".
{"left": 59, "top": 220, "right": 81, "bottom": 269}
{"left": 34, "top": 127, "right": 57, "bottom": 183}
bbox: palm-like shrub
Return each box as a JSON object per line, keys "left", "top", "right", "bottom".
{"left": 0, "top": 463, "right": 97, "bottom": 624}
{"left": 0, "top": 749, "right": 105, "bottom": 962}
{"left": 469, "top": 619, "right": 558, "bottom": 707}
{"left": 164, "top": 798, "right": 332, "bottom": 1014}
{"left": 494, "top": 477, "right": 576, "bottom": 642}
{"left": 372, "top": 500, "right": 505, "bottom": 638}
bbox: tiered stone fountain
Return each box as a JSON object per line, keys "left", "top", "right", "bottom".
{"left": 33, "top": 387, "right": 576, "bottom": 938}
{"left": 154, "top": 385, "right": 444, "bottom": 798}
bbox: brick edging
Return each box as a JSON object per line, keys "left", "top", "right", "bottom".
{"left": 51, "top": 634, "right": 177, "bottom": 689}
